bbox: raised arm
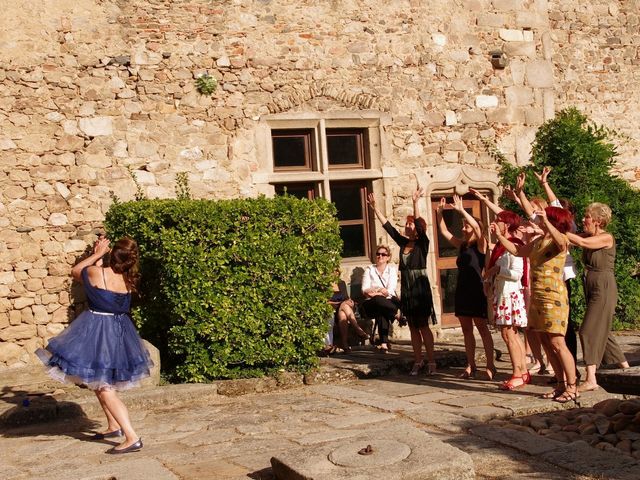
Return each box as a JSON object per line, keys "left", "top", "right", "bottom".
{"left": 503, "top": 186, "right": 524, "bottom": 210}
{"left": 491, "top": 222, "right": 535, "bottom": 258}
{"left": 452, "top": 194, "right": 487, "bottom": 252}
{"left": 412, "top": 186, "right": 424, "bottom": 220}
{"left": 537, "top": 208, "right": 568, "bottom": 252}
{"left": 514, "top": 172, "right": 535, "bottom": 218}
{"left": 566, "top": 231, "right": 614, "bottom": 250}
{"left": 436, "top": 197, "right": 463, "bottom": 249}
{"left": 470, "top": 188, "right": 502, "bottom": 215}
{"left": 71, "top": 237, "right": 111, "bottom": 282}
{"left": 534, "top": 166, "right": 558, "bottom": 204}
{"left": 366, "top": 192, "right": 388, "bottom": 225}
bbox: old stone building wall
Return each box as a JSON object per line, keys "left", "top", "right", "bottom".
{"left": 1, "top": 0, "right": 638, "bottom": 367}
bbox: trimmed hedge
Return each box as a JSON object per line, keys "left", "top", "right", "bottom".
{"left": 104, "top": 196, "right": 342, "bottom": 381}
{"left": 495, "top": 107, "right": 640, "bottom": 329}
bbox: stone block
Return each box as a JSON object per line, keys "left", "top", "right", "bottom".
{"left": 504, "top": 42, "right": 537, "bottom": 57}
{"left": 471, "top": 425, "right": 563, "bottom": 455}
{"left": 458, "top": 111, "right": 486, "bottom": 124}
{"left": 140, "top": 340, "right": 161, "bottom": 387}
{"left": 487, "top": 107, "right": 525, "bottom": 124}
{"left": 452, "top": 78, "right": 476, "bottom": 91}
{"left": 445, "top": 110, "right": 457, "bottom": 126}
{"left": 524, "top": 107, "right": 544, "bottom": 125}
{"left": 499, "top": 29, "right": 524, "bottom": 42}
{"left": 475, "top": 95, "right": 499, "bottom": 108}
{"left": 423, "top": 112, "right": 444, "bottom": 126}
{"left": 0, "top": 138, "right": 17, "bottom": 150}
{"left": 82, "top": 152, "right": 112, "bottom": 168}
{"left": 505, "top": 86, "right": 534, "bottom": 106}
{"left": 0, "top": 342, "right": 23, "bottom": 363}
{"left": 64, "top": 240, "right": 86, "bottom": 253}
{"left": 0, "top": 271, "right": 15, "bottom": 285}
{"left": 48, "top": 213, "right": 67, "bottom": 226}
{"left": 78, "top": 117, "right": 113, "bottom": 137}
{"left": 516, "top": 11, "right": 546, "bottom": 28}
{"left": 477, "top": 13, "right": 507, "bottom": 28}
{"left": 0, "top": 324, "right": 37, "bottom": 341}
{"left": 525, "top": 60, "right": 554, "bottom": 88}
{"left": 14, "top": 297, "right": 35, "bottom": 309}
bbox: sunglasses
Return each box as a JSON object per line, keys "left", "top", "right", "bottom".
{"left": 375, "top": 252, "right": 389, "bottom": 257}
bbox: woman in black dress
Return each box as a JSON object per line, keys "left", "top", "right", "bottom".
{"left": 367, "top": 186, "right": 437, "bottom": 375}
{"left": 437, "top": 194, "right": 496, "bottom": 379}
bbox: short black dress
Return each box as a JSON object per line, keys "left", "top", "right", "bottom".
{"left": 383, "top": 221, "right": 436, "bottom": 328}
{"left": 455, "top": 242, "right": 488, "bottom": 319}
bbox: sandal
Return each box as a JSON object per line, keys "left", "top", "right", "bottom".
{"left": 500, "top": 375, "right": 526, "bottom": 391}
{"left": 486, "top": 366, "right": 497, "bottom": 381}
{"left": 522, "top": 371, "right": 531, "bottom": 385}
{"left": 459, "top": 366, "right": 477, "bottom": 379}
{"left": 376, "top": 344, "right": 389, "bottom": 354}
{"left": 541, "top": 382, "right": 565, "bottom": 399}
{"left": 410, "top": 361, "right": 424, "bottom": 376}
{"left": 426, "top": 361, "right": 437, "bottom": 376}
{"left": 554, "top": 382, "right": 581, "bottom": 407}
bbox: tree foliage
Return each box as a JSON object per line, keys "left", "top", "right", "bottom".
{"left": 494, "top": 107, "right": 640, "bottom": 329}
{"left": 104, "top": 196, "right": 342, "bottom": 381}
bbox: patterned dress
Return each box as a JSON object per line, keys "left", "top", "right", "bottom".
{"left": 528, "top": 236, "right": 569, "bottom": 334}
{"left": 492, "top": 251, "right": 527, "bottom": 327}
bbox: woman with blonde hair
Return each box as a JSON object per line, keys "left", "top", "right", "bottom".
{"left": 567, "top": 202, "right": 629, "bottom": 392}
{"left": 360, "top": 244, "right": 399, "bottom": 353}
{"left": 367, "top": 185, "right": 437, "bottom": 375}
{"left": 37, "top": 236, "right": 152, "bottom": 454}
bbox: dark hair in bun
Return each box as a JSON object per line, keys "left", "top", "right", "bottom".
{"left": 109, "top": 236, "right": 141, "bottom": 294}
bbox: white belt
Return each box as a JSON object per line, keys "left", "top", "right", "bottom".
{"left": 90, "top": 310, "right": 116, "bottom": 316}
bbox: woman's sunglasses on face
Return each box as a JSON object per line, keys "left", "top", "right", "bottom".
{"left": 376, "top": 252, "right": 389, "bottom": 257}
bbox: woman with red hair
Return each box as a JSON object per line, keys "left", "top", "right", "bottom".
{"left": 367, "top": 185, "right": 437, "bottom": 375}
{"left": 495, "top": 173, "right": 578, "bottom": 405}
{"left": 486, "top": 211, "right": 529, "bottom": 389}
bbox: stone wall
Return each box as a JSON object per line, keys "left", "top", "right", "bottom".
{"left": 1, "top": 0, "right": 638, "bottom": 368}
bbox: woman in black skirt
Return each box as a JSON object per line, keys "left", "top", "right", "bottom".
{"left": 367, "top": 186, "right": 437, "bottom": 376}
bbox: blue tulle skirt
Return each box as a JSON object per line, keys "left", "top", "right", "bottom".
{"left": 36, "top": 310, "right": 153, "bottom": 391}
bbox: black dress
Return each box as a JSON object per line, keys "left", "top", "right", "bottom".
{"left": 455, "top": 243, "right": 488, "bottom": 319}
{"left": 383, "top": 221, "right": 436, "bottom": 328}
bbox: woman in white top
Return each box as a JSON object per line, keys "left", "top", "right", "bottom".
{"left": 361, "top": 244, "right": 399, "bottom": 353}
{"left": 487, "top": 211, "right": 529, "bottom": 390}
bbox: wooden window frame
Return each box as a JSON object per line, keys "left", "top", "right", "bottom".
{"left": 271, "top": 129, "right": 314, "bottom": 172}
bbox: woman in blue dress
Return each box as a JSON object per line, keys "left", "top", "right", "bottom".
{"left": 37, "top": 236, "right": 151, "bottom": 454}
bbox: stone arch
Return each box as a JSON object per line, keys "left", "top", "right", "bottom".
{"left": 266, "top": 82, "right": 387, "bottom": 114}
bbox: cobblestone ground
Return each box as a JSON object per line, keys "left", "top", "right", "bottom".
{"left": 1, "top": 331, "right": 639, "bottom": 479}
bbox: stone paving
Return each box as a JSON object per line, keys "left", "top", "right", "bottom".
{"left": 1, "top": 331, "right": 639, "bottom": 479}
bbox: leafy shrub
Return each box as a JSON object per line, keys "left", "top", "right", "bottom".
{"left": 104, "top": 196, "right": 342, "bottom": 381}
{"left": 493, "top": 107, "right": 640, "bottom": 329}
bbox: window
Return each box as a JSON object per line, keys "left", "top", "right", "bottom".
{"left": 268, "top": 121, "right": 381, "bottom": 260}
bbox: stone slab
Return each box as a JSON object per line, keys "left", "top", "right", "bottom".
{"left": 402, "top": 408, "right": 475, "bottom": 433}
{"left": 597, "top": 367, "right": 640, "bottom": 395}
{"left": 470, "top": 425, "right": 563, "bottom": 456}
{"left": 458, "top": 405, "right": 512, "bottom": 421}
{"left": 168, "top": 458, "right": 249, "bottom": 479}
{"left": 309, "top": 385, "right": 419, "bottom": 412}
{"left": 48, "top": 458, "right": 178, "bottom": 480}
{"left": 540, "top": 440, "right": 640, "bottom": 479}
{"left": 271, "top": 423, "right": 474, "bottom": 480}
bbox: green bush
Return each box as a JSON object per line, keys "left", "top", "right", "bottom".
{"left": 104, "top": 196, "right": 342, "bottom": 381}
{"left": 494, "top": 107, "right": 640, "bottom": 329}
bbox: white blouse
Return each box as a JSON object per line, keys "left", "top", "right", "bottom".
{"left": 361, "top": 264, "right": 398, "bottom": 298}
{"left": 493, "top": 252, "right": 525, "bottom": 296}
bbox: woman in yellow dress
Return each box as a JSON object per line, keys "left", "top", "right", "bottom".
{"left": 494, "top": 173, "right": 578, "bottom": 404}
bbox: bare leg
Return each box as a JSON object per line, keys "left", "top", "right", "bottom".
{"left": 549, "top": 334, "right": 578, "bottom": 401}
{"left": 96, "top": 388, "right": 139, "bottom": 449}
{"left": 502, "top": 326, "right": 527, "bottom": 376}
{"left": 94, "top": 391, "right": 120, "bottom": 432}
{"left": 579, "top": 364, "right": 599, "bottom": 392}
{"left": 526, "top": 328, "right": 545, "bottom": 371}
{"left": 409, "top": 325, "right": 423, "bottom": 364}
{"left": 474, "top": 318, "right": 495, "bottom": 376}
{"left": 337, "top": 311, "right": 350, "bottom": 351}
{"left": 458, "top": 316, "right": 476, "bottom": 376}
{"left": 419, "top": 326, "right": 435, "bottom": 363}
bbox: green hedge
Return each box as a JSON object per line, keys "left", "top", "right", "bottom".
{"left": 104, "top": 196, "right": 342, "bottom": 381}
{"left": 495, "top": 107, "right": 640, "bottom": 329}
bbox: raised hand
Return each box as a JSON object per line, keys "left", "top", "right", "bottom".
{"left": 437, "top": 197, "right": 446, "bottom": 212}
{"left": 503, "top": 186, "right": 518, "bottom": 202}
{"left": 451, "top": 194, "right": 464, "bottom": 211}
{"left": 366, "top": 192, "right": 376, "bottom": 209}
{"left": 515, "top": 172, "right": 526, "bottom": 193}
{"left": 469, "top": 188, "right": 487, "bottom": 201}
{"left": 534, "top": 166, "right": 551, "bottom": 184}
{"left": 93, "top": 238, "right": 111, "bottom": 257}
{"left": 412, "top": 186, "right": 425, "bottom": 202}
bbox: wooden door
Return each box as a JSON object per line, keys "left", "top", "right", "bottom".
{"left": 431, "top": 195, "right": 483, "bottom": 327}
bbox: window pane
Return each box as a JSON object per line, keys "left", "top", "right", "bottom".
{"left": 274, "top": 183, "right": 316, "bottom": 200}
{"left": 339, "top": 225, "right": 366, "bottom": 257}
{"left": 330, "top": 183, "right": 363, "bottom": 221}
{"left": 272, "top": 130, "right": 311, "bottom": 169}
{"left": 327, "top": 131, "right": 362, "bottom": 166}
{"left": 439, "top": 268, "right": 459, "bottom": 314}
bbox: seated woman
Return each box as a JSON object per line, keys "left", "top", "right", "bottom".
{"left": 329, "top": 278, "right": 368, "bottom": 353}
{"left": 360, "top": 244, "right": 400, "bottom": 353}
